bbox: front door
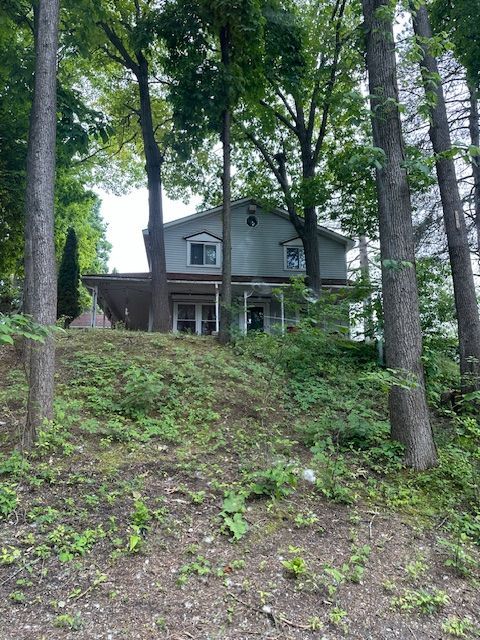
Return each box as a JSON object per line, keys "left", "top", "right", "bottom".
{"left": 247, "top": 306, "right": 265, "bottom": 332}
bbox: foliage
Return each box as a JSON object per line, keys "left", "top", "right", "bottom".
{"left": 57, "top": 228, "right": 82, "bottom": 326}
{"left": 391, "top": 588, "right": 449, "bottom": 614}
{"left": 0, "top": 2, "right": 110, "bottom": 287}
{"left": 0, "top": 484, "right": 17, "bottom": 519}
{"left": 0, "top": 313, "right": 53, "bottom": 345}
{"left": 248, "top": 462, "right": 297, "bottom": 499}
{"left": 219, "top": 491, "right": 249, "bottom": 541}
{"left": 161, "top": 0, "right": 266, "bottom": 159}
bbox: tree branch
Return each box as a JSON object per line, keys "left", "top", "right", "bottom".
{"left": 99, "top": 21, "right": 139, "bottom": 75}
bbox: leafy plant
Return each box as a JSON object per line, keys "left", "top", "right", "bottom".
{"left": 282, "top": 556, "right": 308, "bottom": 578}
{"left": 441, "top": 616, "right": 478, "bottom": 637}
{"left": 391, "top": 588, "right": 449, "bottom": 614}
{"left": 0, "top": 313, "right": 52, "bottom": 345}
{"left": 248, "top": 463, "right": 297, "bottom": 499}
{"left": 0, "top": 484, "right": 17, "bottom": 518}
{"left": 219, "top": 491, "right": 249, "bottom": 541}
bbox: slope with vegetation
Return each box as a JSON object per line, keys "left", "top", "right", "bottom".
{"left": 0, "top": 329, "right": 478, "bottom": 639}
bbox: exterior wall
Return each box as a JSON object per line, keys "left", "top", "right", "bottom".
{"left": 163, "top": 201, "right": 348, "bottom": 280}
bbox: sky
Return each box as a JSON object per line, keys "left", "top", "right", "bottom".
{"left": 97, "top": 189, "right": 196, "bottom": 273}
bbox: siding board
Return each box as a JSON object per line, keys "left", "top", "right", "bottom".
{"left": 163, "top": 201, "right": 348, "bottom": 280}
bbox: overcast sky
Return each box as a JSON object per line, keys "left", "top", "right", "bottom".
{"left": 97, "top": 188, "right": 196, "bottom": 273}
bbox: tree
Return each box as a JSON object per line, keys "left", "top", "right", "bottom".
{"left": 411, "top": 2, "right": 480, "bottom": 390}
{"left": 162, "top": 0, "right": 265, "bottom": 342}
{"left": 236, "top": 0, "right": 364, "bottom": 293}
{"left": 0, "top": 2, "right": 111, "bottom": 297}
{"left": 23, "top": 0, "right": 60, "bottom": 448}
{"left": 64, "top": 0, "right": 171, "bottom": 332}
{"left": 57, "top": 228, "right": 81, "bottom": 327}
{"left": 97, "top": 3, "right": 170, "bottom": 332}
{"left": 430, "top": 0, "right": 480, "bottom": 257}
{"left": 362, "top": 0, "right": 437, "bottom": 469}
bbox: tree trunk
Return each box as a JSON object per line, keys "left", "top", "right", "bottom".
{"left": 362, "top": 0, "right": 437, "bottom": 470}
{"left": 412, "top": 3, "right": 480, "bottom": 391}
{"left": 302, "top": 205, "right": 322, "bottom": 294}
{"left": 23, "top": 0, "right": 60, "bottom": 448}
{"left": 137, "top": 60, "right": 170, "bottom": 333}
{"left": 359, "top": 234, "right": 374, "bottom": 340}
{"left": 218, "top": 24, "right": 232, "bottom": 344}
{"left": 468, "top": 85, "right": 480, "bottom": 260}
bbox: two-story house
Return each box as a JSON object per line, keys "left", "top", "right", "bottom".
{"left": 82, "top": 198, "right": 353, "bottom": 333}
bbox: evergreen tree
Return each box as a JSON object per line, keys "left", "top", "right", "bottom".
{"left": 57, "top": 227, "right": 81, "bottom": 327}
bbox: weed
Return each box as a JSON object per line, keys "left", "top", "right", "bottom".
{"left": 441, "top": 616, "right": 478, "bottom": 637}
{"left": 178, "top": 555, "right": 211, "bottom": 584}
{"left": 219, "top": 491, "right": 249, "bottom": 541}
{"left": 438, "top": 535, "right": 479, "bottom": 577}
{"left": 282, "top": 556, "right": 308, "bottom": 578}
{"left": 294, "top": 511, "right": 319, "bottom": 527}
{"left": 391, "top": 588, "right": 449, "bottom": 614}
{"left": 405, "top": 556, "right": 429, "bottom": 581}
{"left": 0, "top": 546, "right": 21, "bottom": 565}
{"left": 54, "top": 613, "right": 83, "bottom": 631}
{"left": 0, "top": 483, "right": 17, "bottom": 518}
{"left": 329, "top": 606, "right": 348, "bottom": 626}
{"left": 248, "top": 463, "right": 297, "bottom": 499}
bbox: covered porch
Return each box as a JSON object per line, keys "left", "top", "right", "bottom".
{"left": 82, "top": 273, "right": 294, "bottom": 334}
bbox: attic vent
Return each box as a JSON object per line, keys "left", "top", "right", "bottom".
{"left": 246, "top": 215, "right": 258, "bottom": 228}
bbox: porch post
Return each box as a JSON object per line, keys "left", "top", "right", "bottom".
{"left": 91, "top": 286, "right": 98, "bottom": 328}
{"left": 244, "top": 290, "right": 248, "bottom": 335}
{"left": 215, "top": 283, "right": 220, "bottom": 333}
{"left": 280, "top": 292, "right": 285, "bottom": 335}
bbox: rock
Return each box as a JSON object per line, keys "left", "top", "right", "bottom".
{"left": 302, "top": 468, "right": 316, "bottom": 483}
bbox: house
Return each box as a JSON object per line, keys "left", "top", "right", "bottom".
{"left": 70, "top": 312, "right": 111, "bottom": 329}
{"left": 82, "top": 198, "right": 353, "bottom": 334}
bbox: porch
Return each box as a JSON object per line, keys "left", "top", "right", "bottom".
{"left": 81, "top": 273, "right": 296, "bottom": 334}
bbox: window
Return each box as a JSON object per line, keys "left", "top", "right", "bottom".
{"left": 201, "top": 305, "right": 216, "bottom": 335}
{"left": 176, "top": 303, "right": 196, "bottom": 333}
{"left": 246, "top": 215, "right": 258, "bottom": 227}
{"left": 188, "top": 242, "right": 219, "bottom": 267}
{"left": 174, "top": 302, "right": 217, "bottom": 335}
{"left": 285, "top": 246, "right": 306, "bottom": 271}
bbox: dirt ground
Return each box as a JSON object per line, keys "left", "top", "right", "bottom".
{"left": 0, "top": 334, "right": 478, "bottom": 640}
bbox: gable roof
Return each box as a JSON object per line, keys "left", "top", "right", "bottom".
{"left": 143, "top": 198, "right": 354, "bottom": 248}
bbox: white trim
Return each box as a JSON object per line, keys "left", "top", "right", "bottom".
{"left": 186, "top": 240, "right": 221, "bottom": 268}
{"left": 184, "top": 231, "right": 223, "bottom": 243}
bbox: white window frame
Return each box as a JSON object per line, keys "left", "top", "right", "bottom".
{"left": 186, "top": 240, "right": 221, "bottom": 268}
{"left": 284, "top": 244, "right": 306, "bottom": 271}
{"left": 173, "top": 301, "right": 217, "bottom": 335}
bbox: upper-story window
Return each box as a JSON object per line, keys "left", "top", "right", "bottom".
{"left": 281, "top": 236, "right": 307, "bottom": 271}
{"left": 185, "top": 231, "right": 222, "bottom": 268}
{"left": 189, "top": 242, "right": 218, "bottom": 266}
{"left": 285, "top": 246, "right": 306, "bottom": 270}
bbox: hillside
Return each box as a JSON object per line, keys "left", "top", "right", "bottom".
{"left": 0, "top": 330, "right": 479, "bottom": 639}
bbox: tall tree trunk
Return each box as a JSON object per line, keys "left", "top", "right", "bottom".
{"left": 302, "top": 205, "right": 322, "bottom": 294}
{"left": 362, "top": 0, "right": 437, "bottom": 470}
{"left": 359, "top": 234, "right": 374, "bottom": 340}
{"left": 137, "top": 59, "right": 170, "bottom": 333}
{"left": 218, "top": 24, "right": 232, "bottom": 344}
{"left": 412, "top": 3, "right": 480, "bottom": 391}
{"left": 23, "top": 0, "right": 60, "bottom": 448}
{"left": 468, "top": 85, "right": 480, "bottom": 259}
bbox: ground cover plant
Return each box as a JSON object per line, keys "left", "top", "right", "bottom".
{"left": 0, "top": 329, "right": 479, "bottom": 639}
